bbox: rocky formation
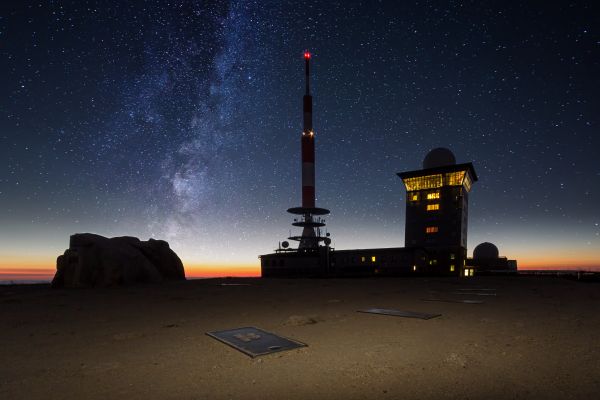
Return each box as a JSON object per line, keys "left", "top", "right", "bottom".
{"left": 52, "top": 233, "right": 185, "bottom": 288}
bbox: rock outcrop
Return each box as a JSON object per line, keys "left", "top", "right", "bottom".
{"left": 52, "top": 233, "right": 185, "bottom": 288}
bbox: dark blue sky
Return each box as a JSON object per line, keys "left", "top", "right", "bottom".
{"left": 1, "top": 0, "right": 599, "bottom": 271}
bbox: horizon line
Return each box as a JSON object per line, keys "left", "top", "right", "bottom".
{"left": 1, "top": 265, "right": 600, "bottom": 283}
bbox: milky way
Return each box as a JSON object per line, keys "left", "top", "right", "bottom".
{"left": 1, "top": 1, "right": 599, "bottom": 269}
{"left": 88, "top": 2, "right": 270, "bottom": 260}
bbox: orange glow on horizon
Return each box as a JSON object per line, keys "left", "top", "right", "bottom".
{"left": 184, "top": 262, "right": 261, "bottom": 278}
{"left": 0, "top": 258, "right": 262, "bottom": 280}
{"left": 0, "top": 256, "right": 56, "bottom": 280}
{"left": 512, "top": 248, "right": 600, "bottom": 271}
{"left": 0, "top": 268, "right": 55, "bottom": 281}
{"left": 517, "top": 259, "right": 600, "bottom": 270}
{"left": 1, "top": 254, "right": 598, "bottom": 281}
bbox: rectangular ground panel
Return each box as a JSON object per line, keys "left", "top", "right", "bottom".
{"left": 218, "top": 283, "right": 251, "bottom": 286}
{"left": 357, "top": 308, "right": 441, "bottom": 320}
{"left": 206, "top": 327, "right": 307, "bottom": 358}
{"left": 422, "top": 298, "right": 484, "bottom": 304}
{"left": 452, "top": 292, "right": 497, "bottom": 296}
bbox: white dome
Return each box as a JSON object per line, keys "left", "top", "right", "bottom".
{"left": 423, "top": 147, "right": 456, "bottom": 169}
{"left": 473, "top": 242, "right": 499, "bottom": 259}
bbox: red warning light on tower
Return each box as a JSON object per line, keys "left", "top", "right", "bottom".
{"left": 304, "top": 51, "right": 311, "bottom": 59}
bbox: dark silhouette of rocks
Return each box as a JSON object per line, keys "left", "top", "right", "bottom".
{"left": 52, "top": 233, "right": 185, "bottom": 288}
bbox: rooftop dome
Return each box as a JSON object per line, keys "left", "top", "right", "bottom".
{"left": 473, "top": 242, "right": 499, "bottom": 259}
{"left": 423, "top": 147, "right": 456, "bottom": 169}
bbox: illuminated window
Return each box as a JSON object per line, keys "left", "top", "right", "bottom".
{"left": 427, "top": 192, "right": 440, "bottom": 200}
{"left": 450, "top": 265, "right": 455, "bottom": 272}
{"left": 426, "top": 226, "right": 439, "bottom": 234}
{"left": 409, "top": 193, "right": 419, "bottom": 202}
{"left": 361, "top": 256, "right": 365, "bottom": 262}
{"left": 463, "top": 174, "right": 472, "bottom": 192}
{"left": 445, "top": 171, "right": 466, "bottom": 186}
{"left": 371, "top": 256, "right": 376, "bottom": 262}
{"left": 403, "top": 174, "right": 443, "bottom": 191}
{"left": 402, "top": 171, "right": 467, "bottom": 191}
{"left": 427, "top": 204, "right": 440, "bottom": 211}
{"left": 450, "top": 253, "right": 455, "bottom": 260}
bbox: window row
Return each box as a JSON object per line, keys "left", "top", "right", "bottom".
{"left": 403, "top": 171, "right": 467, "bottom": 191}
{"left": 409, "top": 191, "right": 441, "bottom": 202}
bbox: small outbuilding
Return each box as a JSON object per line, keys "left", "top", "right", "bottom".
{"left": 466, "top": 242, "right": 517, "bottom": 274}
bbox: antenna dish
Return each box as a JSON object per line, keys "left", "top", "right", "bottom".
{"left": 324, "top": 238, "right": 331, "bottom": 245}
{"left": 281, "top": 241, "right": 289, "bottom": 248}
{"left": 423, "top": 147, "right": 456, "bottom": 169}
{"left": 473, "top": 242, "right": 499, "bottom": 259}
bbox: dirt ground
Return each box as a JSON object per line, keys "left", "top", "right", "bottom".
{"left": 1, "top": 276, "right": 599, "bottom": 399}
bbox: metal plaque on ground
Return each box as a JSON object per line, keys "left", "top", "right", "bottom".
{"left": 206, "top": 327, "right": 307, "bottom": 358}
{"left": 452, "top": 292, "right": 497, "bottom": 296}
{"left": 423, "top": 298, "right": 484, "bottom": 304}
{"left": 218, "top": 283, "right": 251, "bottom": 286}
{"left": 357, "top": 308, "right": 441, "bottom": 320}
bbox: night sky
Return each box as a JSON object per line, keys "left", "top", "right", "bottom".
{"left": 1, "top": 0, "right": 599, "bottom": 277}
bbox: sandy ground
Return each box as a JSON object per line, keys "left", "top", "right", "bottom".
{"left": 1, "top": 276, "right": 599, "bottom": 400}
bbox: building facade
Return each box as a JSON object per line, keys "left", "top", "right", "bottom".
{"left": 397, "top": 150, "right": 478, "bottom": 276}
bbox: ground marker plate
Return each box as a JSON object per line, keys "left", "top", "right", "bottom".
{"left": 218, "top": 283, "right": 251, "bottom": 286}
{"left": 206, "top": 327, "right": 306, "bottom": 358}
{"left": 357, "top": 308, "right": 441, "bottom": 320}
{"left": 423, "top": 298, "right": 484, "bottom": 304}
{"left": 452, "top": 292, "right": 497, "bottom": 296}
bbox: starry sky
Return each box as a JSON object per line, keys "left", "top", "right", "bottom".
{"left": 1, "top": 0, "right": 599, "bottom": 279}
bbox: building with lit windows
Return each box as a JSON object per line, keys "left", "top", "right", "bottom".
{"left": 260, "top": 147, "right": 505, "bottom": 277}
{"left": 397, "top": 147, "right": 478, "bottom": 275}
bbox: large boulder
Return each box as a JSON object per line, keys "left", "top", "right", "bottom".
{"left": 52, "top": 233, "right": 186, "bottom": 288}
